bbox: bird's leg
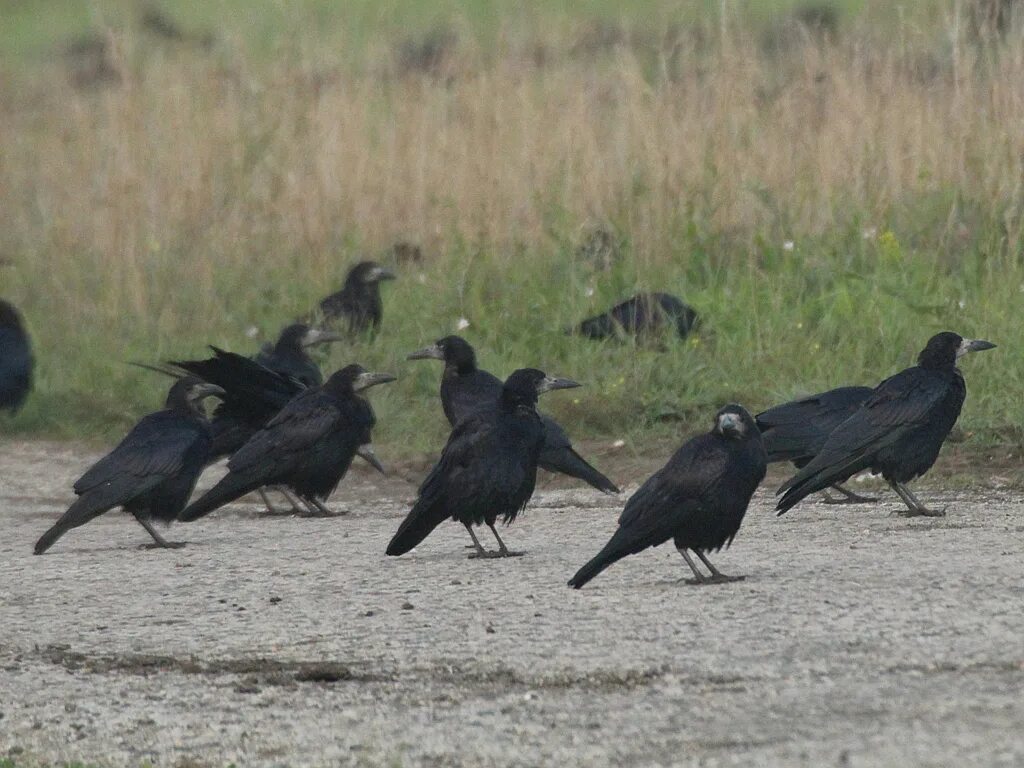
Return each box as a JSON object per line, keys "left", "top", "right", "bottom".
{"left": 891, "top": 481, "right": 946, "bottom": 517}
{"left": 821, "top": 483, "right": 878, "bottom": 505}
{"left": 133, "top": 513, "right": 186, "bottom": 550}
{"left": 280, "top": 488, "right": 304, "bottom": 513}
{"left": 486, "top": 523, "right": 524, "bottom": 558}
{"left": 297, "top": 496, "right": 347, "bottom": 518}
{"left": 256, "top": 487, "right": 292, "bottom": 517}
{"left": 675, "top": 546, "right": 709, "bottom": 585}
{"left": 694, "top": 550, "right": 745, "bottom": 584}
{"left": 464, "top": 524, "right": 494, "bottom": 559}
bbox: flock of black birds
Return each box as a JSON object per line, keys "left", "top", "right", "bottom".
{"left": 1, "top": 260, "right": 996, "bottom": 588}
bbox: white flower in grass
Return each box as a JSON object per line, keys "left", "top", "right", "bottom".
{"left": 783, "top": 240, "right": 795, "bottom": 251}
{"left": 456, "top": 317, "right": 470, "bottom": 331}
{"left": 584, "top": 286, "right": 595, "bottom": 297}
{"left": 245, "top": 326, "right": 260, "bottom": 339}
{"left": 862, "top": 227, "right": 877, "bottom": 240}
{"left": 957, "top": 299, "right": 966, "bottom": 309}
{"left": 612, "top": 439, "right": 626, "bottom": 449}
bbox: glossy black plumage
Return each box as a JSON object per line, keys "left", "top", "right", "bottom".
{"left": 33, "top": 378, "right": 223, "bottom": 554}
{"left": 776, "top": 332, "right": 996, "bottom": 516}
{"left": 568, "top": 405, "right": 766, "bottom": 589}
{"left": 319, "top": 261, "right": 395, "bottom": 335}
{"left": 386, "top": 369, "right": 579, "bottom": 558}
{"left": 255, "top": 323, "right": 340, "bottom": 388}
{"left": 179, "top": 365, "right": 394, "bottom": 521}
{"left": 573, "top": 292, "right": 698, "bottom": 341}
{"left": 407, "top": 336, "right": 619, "bottom": 494}
{"left": 0, "top": 300, "right": 33, "bottom": 414}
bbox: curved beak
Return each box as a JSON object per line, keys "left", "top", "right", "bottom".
{"left": 370, "top": 266, "right": 396, "bottom": 282}
{"left": 193, "top": 383, "right": 226, "bottom": 401}
{"left": 537, "top": 376, "right": 581, "bottom": 394}
{"left": 356, "top": 444, "right": 386, "bottom": 475}
{"left": 406, "top": 343, "right": 444, "bottom": 362}
{"left": 958, "top": 338, "right": 997, "bottom": 358}
{"left": 353, "top": 371, "right": 397, "bottom": 391}
{"left": 302, "top": 327, "right": 344, "bottom": 347}
{"left": 717, "top": 411, "right": 743, "bottom": 437}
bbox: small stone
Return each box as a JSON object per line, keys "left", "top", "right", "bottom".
{"left": 401, "top": 602, "right": 414, "bottom": 610}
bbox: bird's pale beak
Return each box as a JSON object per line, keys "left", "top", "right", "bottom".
{"left": 371, "top": 266, "right": 397, "bottom": 282}
{"left": 958, "top": 339, "right": 997, "bottom": 358}
{"left": 353, "top": 371, "right": 397, "bottom": 391}
{"left": 357, "top": 444, "right": 386, "bottom": 475}
{"left": 717, "top": 412, "right": 743, "bottom": 437}
{"left": 302, "top": 328, "right": 345, "bottom": 347}
{"left": 192, "top": 383, "right": 226, "bottom": 401}
{"left": 537, "top": 376, "right": 581, "bottom": 394}
{"left": 406, "top": 343, "right": 444, "bottom": 361}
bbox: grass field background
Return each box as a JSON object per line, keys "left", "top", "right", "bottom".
{"left": 0, "top": 0, "right": 1021, "bottom": 457}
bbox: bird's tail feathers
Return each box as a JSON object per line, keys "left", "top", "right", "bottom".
{"left": 385, "top": 502, "right": 444, "bottom": 556}
{"left": 178, "top": 476, "right": 257, "bottom": 522}
{"left": 540, "top": 448, "right": 620, "bottom": 495}
{"left": 33, "top": 494, "right": 109, "bottom": 555}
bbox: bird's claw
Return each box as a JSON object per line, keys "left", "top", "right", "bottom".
{"left": 140, "top": 541, "right": 186, "bottom": 550}
{"left": 822, "top": 493, "right": 877, "bottom": 505}
{"left": 896, "top": 507, "right": 947, "bottom": 518}
{"left": 679, "top": 574, "right": 745, "bottom": 586}
{"left": 467, "top": 550, "right": 524, "bottom": 559}
{"left": 296, "top": 509, "right": 349, "bottom": 518}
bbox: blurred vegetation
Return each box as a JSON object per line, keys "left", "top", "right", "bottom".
{"left": 0, "top": 0, "right": 1021, "bottom": 459}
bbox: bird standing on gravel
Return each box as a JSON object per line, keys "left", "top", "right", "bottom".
{"left": 0, "top": 299, "right": 33, "bottom": 414}
{"left": 386, "top": 368, "right": 581, "bottom": 559}
{"left": 568, "top": 405, "right": 766, "bottom": 589}
{"left": 775, "top": 332, "right": 996, "bottom": 517}
{"left": 34, "top": 378, "right": 225, "bottom": 555}
{"left": 179, "top": 364, "right": 394, "bottom": 521}
{"left": 319, "top": 261, "right": 396, "bottom": 335}
{"left": 407, "top": 336, "right": 619, "bottom": 494}
{"left": 756, "top": 386, "right": 876, "bottom": 504}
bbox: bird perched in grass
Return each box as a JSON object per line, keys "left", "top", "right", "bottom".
{"left": 572, "top": 292, "right": 698, "bottom": 341}
{"left": 0, "top": 299, "right": 33, "bottom": 414}
{"left": 776, "top": 332, "right": 996, "bottom": 517}
{"left": 568, "top": 405, "right": 766, "bottom": 589}
{"left": 319, "top": 261, "right": 396, "bottom": 335}
{"left": 179, "top": 364, "right": 394, "bottom": 521}
{"left": 34, "top": 378, "right": 224, "bottom": 555}
{"left": 386, "top": 369, "right": 580, "bottom": 559}
{"left": 407, "top": 335, "right": 619, "bottom": 494}
{"left": 756, "top": 386, "right": 876, "bottom": 504}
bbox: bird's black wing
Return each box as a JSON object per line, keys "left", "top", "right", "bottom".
{"left": 776, "top": 371, "right": 950, "bottom": 513}
{"left": 0, "top": 326, "right": 32, "bottom": 410}
{"left": 756, "top": 386, "right": 874, "bottom": 464}
{"left": 538, "top": 415, "right": 619, "bottom": 494}
{"left": 174, "top": 347, "right": 303, "bottom": 411}
{"left": 386, "top": 414, "right": 532, "bottom": 555}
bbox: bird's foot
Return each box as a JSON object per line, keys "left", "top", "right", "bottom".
{"left": 895, "top": 506, "right": 947, "bottom": 518}
{"left": 496, "top": 550, "right": 525, "bottom": 558}
{"left": 678, "top": 573, "right": 745, "bottom": 586}
{"left": 139, "top": 541, "right": 186, "bottom": 550}
{"left": 467, "top": 549, "right": 502, "bottom": 559}
{"left": 258, "top": 509, "right": 299, "bottom": 518}
{"left": 822, "top": 492, "right": 877, "bottom": 505}
{"left": 296, "top": 508, "right": 349, "bottom": 518}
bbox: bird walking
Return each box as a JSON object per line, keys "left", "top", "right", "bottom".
{"left": 0, "top": 299, "right": 33, "bottom": 414}
{"left": 34, "top": 378, "right": 224, "bottom": 555}
{"left": 178, "top": 365, "right": 394, "bottom": 521}
{"left": 407, "top": 336, "right": 619, "bottom": 494}
{"left": 569, "top": 405, "right": 766, "bottom": 589}
{"left": 319, "top": 261, "right": 396, "bottom": 335}
{"left": 775, "top": 332, "right": 995, "bottom": 517}
{"left": 756, "top": 386, "right": 876, "bottom": 504}
{"left": 386, "top": 369, "right": 580, "bottom": 559}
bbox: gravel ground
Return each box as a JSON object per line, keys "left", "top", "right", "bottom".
{"left": 1, "top": 441, "right": 1023, "bottom": 767}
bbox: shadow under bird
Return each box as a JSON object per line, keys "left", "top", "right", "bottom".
{"left": 756, "top": 385, "right": 876, "bottom": 504}
{"left": 407, "top": 336, "right": 619, "bottom": 494}
{"left": 178, "top": 364, "right": 394, "bottom": 522}
{"left": 386, "top": 369, "right": 580, "bottom": 559}
{"left": 33, "top": 378, "right": 224, "bottom": 555}
{"left": 0, "top": 299, "right": 33, "bottom": 414}
{"left": 568, "top": 405, "right": 767, "bottom": 589}
{"left": 571, "top": 292, "right": 698, "bottom": 341}
{"left": 775, "top": 332, "right": 996, "bottom": 517}
{"left": 318, "top": 261, "right": 396, "bottom": 335}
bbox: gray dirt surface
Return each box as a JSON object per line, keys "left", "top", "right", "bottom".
{"left": 1, "top": 441, "right": 1023, "bottom": 767}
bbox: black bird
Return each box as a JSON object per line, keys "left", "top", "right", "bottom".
{"left": 179, "top": 364, "right": 394, "bottom": 521}
{"left": 572, "top": 292, "right": 698, "bottom": 341}
{"left": 407, "top": 336, "right": 619, "bottom": 494}
{"left": 33, "top": 378, "right": 224, "bottom": 555}
{"left": 0, "top": 299, "right": 33, "bottom": 414}
{"left": 756, "top": 386, "right": 876, "bottom": 504}
{"left": 776, "top": 332, "right": 996, "bottom": 517}
{"left": 319, "top": 261, "right": 396, "bottom": 335}
{"left": 255, "top": 323, "right": 343, "bottom": 388}
{"left": 386, "top": 369, "right": 580, "bottom": 558}
{"left": 568, "top": 405, "right": 766, "bottom": 589}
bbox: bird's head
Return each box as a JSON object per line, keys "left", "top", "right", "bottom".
{"left": 166, "top": 376, "right": 225, "bottom": 415}
{"left": 918, "top": 332, "right": 996, "bottom": 369}
{"left": 0, "top": 300, "right": 25, "bottom": 331}
{"left": 275, "top": 323, "right": 344, "bottom": 353}
{"left": 406, "top": 335, "right": 476, "bottom": 370}
{"left": 713, "top": 404, "right": 757, "bottom": 440}
{"left": 345, "top": 261, "right": 396, "bottom": 287}
{"left": 502, "top": 368, "right": 580, "bottom": 407}
{"left": 326, "top": 364, "right": 397, "bottom": 395}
